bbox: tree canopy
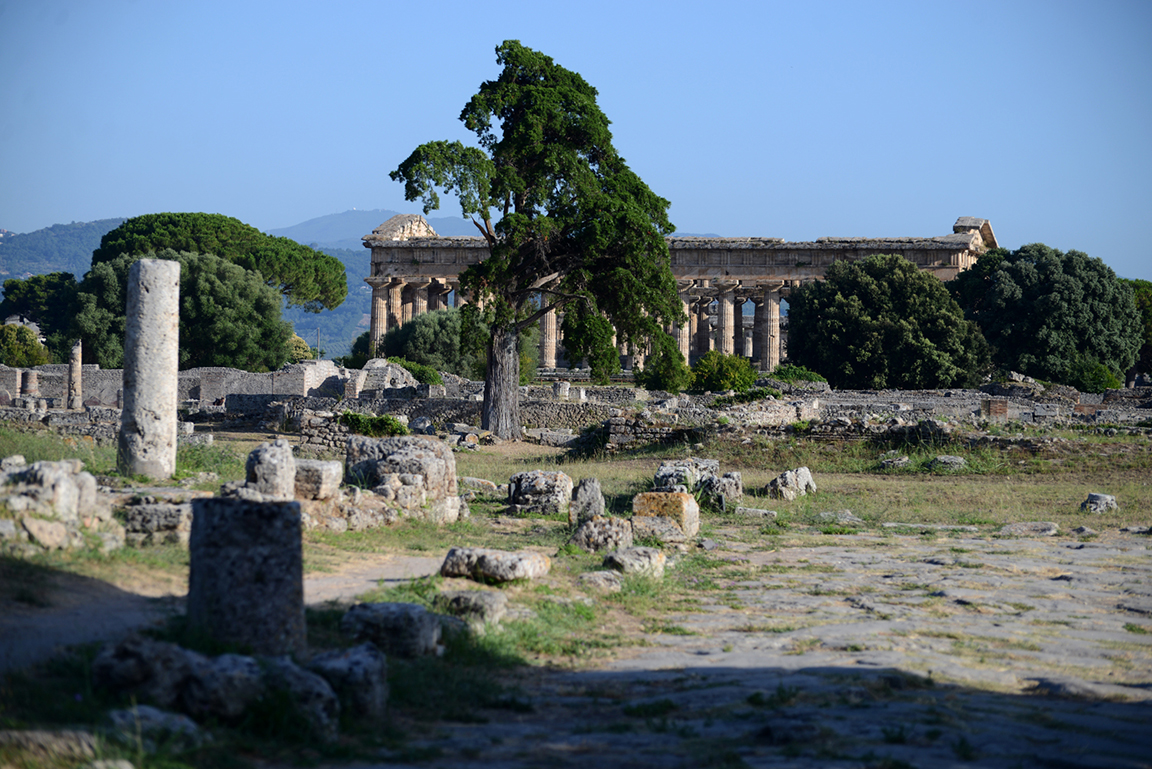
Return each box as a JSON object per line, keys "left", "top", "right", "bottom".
{"left": 1120, "top": 278, "right": 1152, "bottom": 381}
{"left": 788, "top": 254, "right": 991, "bottom": 390}
{"left": 948, "top": 244, "right": 1141, "bottom": 384}
{"left": 74, "top": 250, "right": 292, "bottom": 371}
{"left": 92, "top": 213, "right": 347, "bottom": 312}
{"left": 0, "top": 324, "right": 50, "bottom": 368}
{"left": 389, "top": 40, "right": 682, "bottom": 437}
{"left": 0, "top": 272, "right": 79, "bottom": 362}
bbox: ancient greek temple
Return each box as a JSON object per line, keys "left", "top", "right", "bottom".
{"left": 362, "top": 215, "right": 996, "bottom": 372}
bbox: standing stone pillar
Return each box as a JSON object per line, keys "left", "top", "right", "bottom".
{"left": 401, "top": 283, "right": 415, "bottom": 325}
{"left": 118, "top": 259, "right": 180, "bottom": 480}
{"left": 751, "top": 298, "right": 765, "bottom": 364}
{"left": 369, "top": 282, "right": 388, "bottom": 355}
{"left": 716, "top": 283, "right": 736, "bottom": 355}
{"left": 450, "top": 281, "right": 462, "bottom": 308}
{"left": 676, "top": 283, "right": 692, "bottom": 362}
{"left": 388, "top": 279, "right": 404, "bottom": 331}
{"left": 765, "top": 287, "right": 782, "bottom": 372}
{"left": 67, "top": 340, "right": 83, "bottom": 409}
{"left": 411, "top": 280, "right": 430, "bottom": 318}
{"left": 427, "top": 280, "right": 447, "bottom": 312}
{"left": 742, "top": 320, "right": 753, "bottom": 358}
{"left": 695, "top": 297, "right": 712, "bottom": 356}
{"left": 539, "top": 304, "right": 558, "bottom": 370}
{"left": 188, "top": 498, "right": 306, "bottom": 656}
{"left": 20, "top": 370, "right": 39, "bottom": 397}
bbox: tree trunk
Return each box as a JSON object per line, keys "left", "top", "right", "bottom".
{"left": 482, "top": 324, "right": 522, "bottom": 440}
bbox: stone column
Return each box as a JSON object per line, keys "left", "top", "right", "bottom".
{"left": 695, "top": 297, "right": 712, "bottom": 356}
{"left": 20, "top": 370, "right": 39, "bottom": 397}
{"left": 388, "top": 280, "right": 404, "bottom": 331}
{"left": 716, "top": 283, "right": 736, "bottom": 355}
{"left": 401, "top": 283, "right": 415, "bottom": 325}
{"left": 450, "top": 281, "right": 462, "bottom": 308}
{"left": 765, "top": 287, "right": 782, "bottom": 371}
{"left": 411, "top": 280, "right": 430, "bottom": 317}
{"left": 118, "top": 259, "right": 180, "bottom": 480}
{"left": 751, "top": 297, "right": 765, "bottom": 364}
{"left": 676, "top": 283, "right": 692, "bottom": 362}
{"left": 369, "top": 282, "right": 388, "bottom": 355}
{"left": 742, "top": 319, "right": 753, "bottom": 358}
{"left": 539, "top": 304, "right": 558, "bottom": 370}
{"left": 427, "top": 280, "right": 447, "bottom": 312}
{"left": 188, "top": 498, "right": 306, "bottom": 656}
{"left": 67, "top": 340, "right": 82, "bottom": 409}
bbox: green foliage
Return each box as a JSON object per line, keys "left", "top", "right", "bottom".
{"left": 387, "top": 357, "right": 443, "bottom": 385}
{"left": 691, "top": 350, "right": 756, "bottom": 393}
{"left": 390, "top": 41, "right": 682, "bottom": 435}
{"left": 949, "top": 244, "right": 1141, "bottom": 385}
{"left": 0, "top": 324, "right": 50, "bottom": 367}
{"left": 0, "top": 218, "right": 125, "bottom": 275}
{"left": 92, "top": 212, "right": 347, "bottom": 312}
{"left": 73, "top": 250, "right": 292, "bottom": 371}
{"left": 1120, "top": 278, "right": 1152, "bottom": 377}
{"left": 340, "top": 411, "right": 410, "bottom": 437}
{"left": 634, "top": 333, "right": 693, "bottom": 393}
{"left": 712, "top": 386, "right": 781, "bottom": 407}
{"left": 377, "top": 308, "right": 479, "bottom": 378}
{"left": 288, "top": 334, "right": 313, "bottom": 363}
{"left": 770, "top": 363, "right": 826, "bottom": 383}
{"left": 0, "top": 272, "right": 80, "bottom": 362}
{"left": 789, "top": 253, "right": 991, "bottom": 389}
{"left": 1064, "top": 354, "right": 1123, "bottom": 393}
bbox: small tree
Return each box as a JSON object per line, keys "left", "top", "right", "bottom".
{"left": 634, "top": 334, "right": 693, "bottom": 394}
{"left": 288, "top": 335, "right": 313, "bottom": 363}
{"left": 390, "top": 41, "right": 681, "bottom": 438}
{"left": 0, "top": 324, "right": 50, "bottom": 367}
{"left": 0, "top": 272, "right": 79, "bottom": 362}
{"left": 790, "top": 253, "right": 990, "bottom": 389}
{"left": 949, "top": 244, "right": 1141, "bottom": 385}
{"left": 1121, "top": 278, "right": 1152, "bottom": 384}
{"left": 691, "top": 350, "right": 757, "bottom": 393}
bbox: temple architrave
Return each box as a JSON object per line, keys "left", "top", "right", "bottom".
{"left": 362, "top": 215, "right": 996, "bottom": 373}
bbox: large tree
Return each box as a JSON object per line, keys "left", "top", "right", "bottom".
{"left": 389, "top": 41, "right": 681, "bottom": 438}
{"left": 74, "top": 250, "right": 292, "bottom": 371}
{"left": 1120, "top": 278, "right": 1152, "bottom": 384}
{"left": 948, "top": 244, "right": 1142, "bottom": 384}
{"left": 92, "top": 213, "right": 347, "bottom": 312}
{"left": 788, "top": 254, "right": 991, "bottom": 390}
{"left": 0, "top": 272, "right": 79, "bottom": 362}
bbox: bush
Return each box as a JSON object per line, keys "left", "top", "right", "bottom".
{"left": 388, "top": 357, "right": 443, "bottom": 385}
{"left": 691, "top": 351, "right": 756, "bottom": 393}
{"left": 770, "top": 364, "right": 826, "bottom": 384}
{"left": 340, "top": 411, "right": 410, "bottom": 437}
{"left": 634, "top": 335, "right": 693, "bottom": 393}
{"left": 0, "top": 324, "right": 50, "bottom": 367}
{"left": 1064, "top": 356, "right": 1123, "bottom": 393}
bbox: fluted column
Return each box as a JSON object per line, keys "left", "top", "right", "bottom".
{"left": 751, "top": 298, "right": 765, "bottom": 364}
{"left": 695, "top": 297, "right": 712, "bottom": 356}
{"left": 676, "top": 282, "right": 692, "bottom": 362}
{"left": 765, "top": 286, "right": 782, "bottom": 371}
{"left": 428, "top": 280, "right": 448, "bottom": 311}
{"left": 539, "top": 303, "right": 558, "bottom": 370}
{"left": 370, "top": 282, "right": 388, "bottom": 354}
{"left": 411, "top": 280, "right": 430, "bottom": 317}
{"left": 388, "top": 279, "right": 404, "bottom": 331}
{"left": 716, "top": 282, "right": 736, "bottom": 355}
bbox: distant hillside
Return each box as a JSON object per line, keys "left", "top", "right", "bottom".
{"left": 266, "top": 209, "right": 479, "bottom": 250}
{"left": 0, "top": 218, "right": 125, "bottom": 279}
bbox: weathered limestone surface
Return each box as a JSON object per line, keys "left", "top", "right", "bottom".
{"left": 569, "top": 516, "right": 633, "bottom": 553}
{"left": 118, "top": 259, "right": 180, "bottom": 479}
{"left": 308, "top": 642, "right": 389, "bottom": 719}
{"left": 67, "top": 340, "right": 82, "bottom": 409}
{"left": 341, "top": 602, "right": 441, "bottom": 658}
{"left": 767, "top": 466, "right": 817, "bottom": 501}
{"left": 294, "top": 459, "right": 343, "bottom": 500}
{"left": 440, "top": 546, "right": 552, "bottom": 582}
{"left": 509, "top": 470, "right": 573, "bottom": 516}
{"left": 245, "top": 438, "right": 296, "bottom": 501}
{"left": 632, "top": 491, "right": 701, "bottom": 537}
{"left": 187, "top": 498, "right": 306, "bottom": 656}
{"left": 345, "top": 435, "right": 460, "bottom": 522}
{"left": 604, "top": 546, "right": 667, "bottom": 578}
{"left": 569, "top": 477, "right": 605, "bottom": 525}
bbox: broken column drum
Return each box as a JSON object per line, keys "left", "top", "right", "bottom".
{"left": 67, "top": 339, "right": 83, "bottom": 409}
{"left": 118, "top": 259, "right": 180, "bottom": 479}
{"left": 187, "top": 498, "right": 306, "bottom": 656}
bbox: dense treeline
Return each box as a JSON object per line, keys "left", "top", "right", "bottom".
{"left": 0, "top": 219, "right": 125, "bottom": 277}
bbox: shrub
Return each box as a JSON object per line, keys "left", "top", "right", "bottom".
{"left": 388, "top": 357, "right": 443, "bottom": 385}
{"left": 770, "top": 364, "right": 826, "bottom": 384}
{"left": 634, "top": 335, "right": 693, "bottom": 394}
{"left": 691, "top": 351, "right": 756, "bottom": 393}
{"left": 0, "top": 324, "right": 50, "bottom": 367}
{"left": 339, "top": 411, "right": 410, "bottom": 437}
{"left": 1064, "top": 355, "right": 1123, "bottom": 393}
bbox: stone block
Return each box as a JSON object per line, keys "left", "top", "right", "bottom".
{"left": 632, "top": 491, "right": 700, "bottom": 537}
{"left": 187, "top": 498, "right": 306, "bottom": 656}
{"left": 509, "top": 470, "right": 573, "bottom": 515}
{"left": 1081, "top": 493, "right": 1118, "bottom": 513}
{"left": 999, "top": 521, "right": 1059, "bottom": 537}
{"left": 246, "top": 439, "right": 296, "bottom": 501}
{"left": 261, "top": 657, "right": 340, "bottom": 743}
{"left": 569, "top": 516, "right": 633, "bottom": 553}
{"left": 603, "top": 547, "right": 666, "bottom": 578}
{"left": 630, "top": 515, "right": 688, "bottom": 545}
{"left": 181, "top": 653, "right": 265, "bottom": 723}
{"left": 294, "top": 459, "right": 342, "bottom": 500}
{"left": 569, "top": 477, "right": 605, "bottom": 525}
{"left": 308, "top": 642, "right": 388, "bottom": 719}
{"left": 654, "top": 457, "right": 719, "bottom": 492}
{"left": 92, "top": 635, "right": 208, "bottom": 710}
{"left": 433, "top": 590, "right": 509, "bottom": 627}
{"left": 341, "top": 602, "right": 442, "bottom": 657}
{"left": 578, "top": 570, "right": 622, "bottom": 592}
{"left": 766, "top": 466, "right": 817, "bottom": 501}
{"left": 346, "top": 435, "right": 458, "bottom": 522}
{"left": 123, "top": 503, "right": 193, "bottom": 546}
{"left": 440, "top": 546, "right": 551, "bottom": 582}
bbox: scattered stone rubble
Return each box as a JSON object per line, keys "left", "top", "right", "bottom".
{"left": 0, "top": 456, "right": 123, "bottom": 554}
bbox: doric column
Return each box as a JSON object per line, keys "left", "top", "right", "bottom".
{"left": 428, "top": 279, "right": 448, "bottom": 311}
{"left": 539, "top": 303, "right": 558, "bottom": 370}
{"left": 765, "top": 286, "right": 782, "bottom": 371}
{"left": 742, "top": 320, "right": 753, "bottom": 358}
{"left": 411, "top": 279, "right": 430, "bottom": 317}
{"left": 716, "top": 282, "right": 736, "bottom": 355}
{"left": 676, "top": 282, "right": 692, "bottom": 362}
{"left": 118, "top": 259, "right": 180, "bottom": 480}
{"left": 21, "top": 370, "right": 39, "bottom": 397}
{"left": 751, "top": 297, "right": 765, "bottom": 364}
{"left": 695, "top": 297, "right": 712, "bottom": 356}
{"left": 388, "top": 279, "right": 404, "bottom": 331}
{"left": 370, "top": 282, "right": 388, "bottom": 354}
{"left": 68, "top": 340, "right": 82, "bottom": 409}
{"left": 449, "top": 281, "right": 461, "bottom": 308}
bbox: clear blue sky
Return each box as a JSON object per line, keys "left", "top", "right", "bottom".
{"left": 2, "top": 0, "right": 1150, "bottom": 281}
